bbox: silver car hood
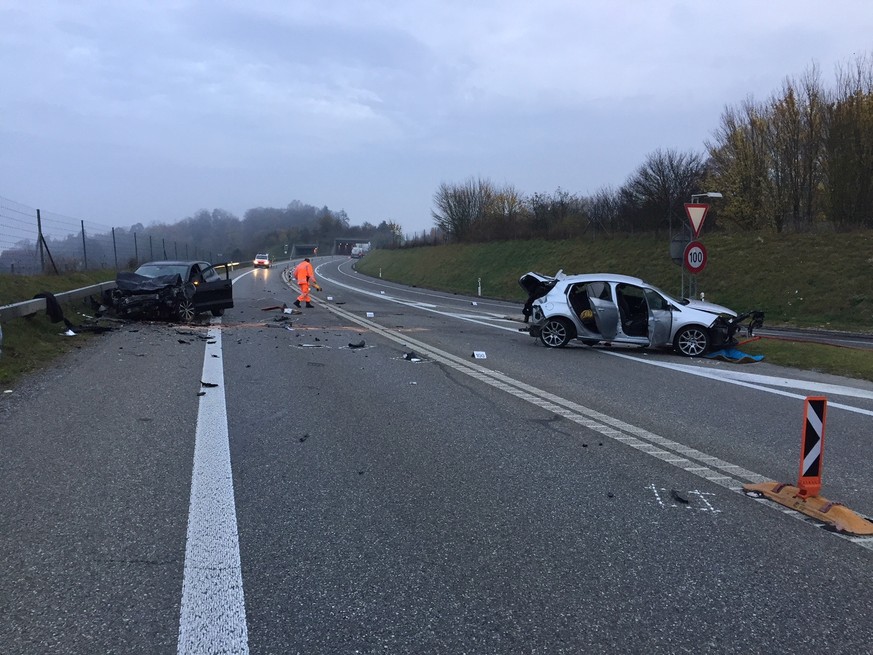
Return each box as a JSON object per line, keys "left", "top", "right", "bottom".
{"left": 682, "top": 298, "right": 736, "bottom": 317}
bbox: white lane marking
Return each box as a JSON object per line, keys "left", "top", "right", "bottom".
{"left": 600, "top": 350, "right": 873, "bottom": 415}
{"left": 321, "top": 302, "right": 873, "bottom": 552}
{"left": 177, "top": 324, "right": 249, "bottom": 654}
{"left": 334, "top": 259, "right": 517, "bottom": 310}
{"left": 610, "top": 352, "right": 873, "bottom": 400}
{"left": 316, "top": 265, "right": 523, "bottom": 334}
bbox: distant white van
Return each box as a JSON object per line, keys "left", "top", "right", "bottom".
{"left": 350, "top": 246, "right": 364, "bottom": 259}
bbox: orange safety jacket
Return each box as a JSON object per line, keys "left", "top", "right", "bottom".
{"left": 293, "top": 260, "right": 314, "bottom": 284}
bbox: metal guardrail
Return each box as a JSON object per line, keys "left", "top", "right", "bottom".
{"left": 0, "top": 281, "right": 117, "bottom": 323}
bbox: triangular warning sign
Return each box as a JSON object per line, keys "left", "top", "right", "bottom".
{"left": 685, "top": 203, "right": 709, "bottom": 238}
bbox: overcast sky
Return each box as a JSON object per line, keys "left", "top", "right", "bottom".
{"left": 1, "top": 1, "right": 871, "bottom": 236}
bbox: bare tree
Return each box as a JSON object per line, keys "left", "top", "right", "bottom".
{"left": 431, "top": 178, "right": 496, "bottom": 242}
{"left": 626, "top": 148, "right": 706, "bottom": 235}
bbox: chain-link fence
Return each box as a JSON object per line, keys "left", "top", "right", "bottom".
{"left": 0, "top": 196, "right": 213, "bottom": 275}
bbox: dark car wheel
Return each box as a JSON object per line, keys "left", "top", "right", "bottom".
{"left": 539, "top": 317, "right": 574, "bottom": 348}
{"left": 673, "top": 325, "right": 710, "bottom": 356}
{"left": 177, "top": 298, "right": 197, "bottom": 322}
{"left": 211, "top": 308, "right": 225, "bottom": 317}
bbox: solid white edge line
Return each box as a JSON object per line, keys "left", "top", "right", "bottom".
{"left": 177, "top": 323, "right": 249, "bottom": 654}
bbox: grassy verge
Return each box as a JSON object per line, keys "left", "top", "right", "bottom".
{"left": 735, "top": 338, "right": 873, "bottom": 381}
{"left": 0, "top": 271, "right": 116, "bottom": 387}
{"left": 0, "top": 309, "right": 103, "bottom": 386}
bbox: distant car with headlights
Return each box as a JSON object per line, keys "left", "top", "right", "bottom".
{"left": 519, "top": 271, "right": 763, "bottom": 356}
{"left": 253, "top": 253, "right": 272, "bottom": 268}
{"left": 104, "top": 260, "right": 234, "bottom": 322}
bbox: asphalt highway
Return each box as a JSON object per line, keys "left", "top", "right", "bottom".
{"left": 1, "top": 255, "right": 872, "bottom": 654}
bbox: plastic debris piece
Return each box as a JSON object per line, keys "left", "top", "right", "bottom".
{"left": 201, "top": 381, "right": 219, "bottom": 388}
{"left": 349, "top": 340, "right": 366, "bottom": 348}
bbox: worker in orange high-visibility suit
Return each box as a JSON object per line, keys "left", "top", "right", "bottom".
{"left": 292, "top": 257, "right": 317, "bottom": 308}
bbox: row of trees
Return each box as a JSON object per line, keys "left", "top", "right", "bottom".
{"left": 430, "top": 54, "right": 873, "bottom": 243}
{"left": 137, "top": 201, "right": 403, "bottom": 260}
{"left": 0, "top": 199, "right": 403, "bottom": 274}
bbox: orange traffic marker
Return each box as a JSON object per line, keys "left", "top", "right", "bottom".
{"left": 743, "top": 397, "right": 873, "bottom": 537}
{"left": 743, "top": 482, "right": 873, "bottom": 536}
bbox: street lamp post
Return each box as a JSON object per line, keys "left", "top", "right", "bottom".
{"left": 691, "top": 191, "right": 723, "bottom": 203}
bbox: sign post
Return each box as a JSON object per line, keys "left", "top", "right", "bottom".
{"left": 683, "top": 203, "right": 711, "bottom": 298}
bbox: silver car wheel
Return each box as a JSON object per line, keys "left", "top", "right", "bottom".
{"left": 674, "top": 326, "right": 710, "bottom": 357}
{"left": 177, "top": 298, "right": 196, "bottom": 322}
{"left": 539, "top": 318, "right": 572, "bottom": 348}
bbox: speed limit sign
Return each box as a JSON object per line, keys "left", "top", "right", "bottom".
{"left": 683, "top": 240, "right": 707, "bottom": 273}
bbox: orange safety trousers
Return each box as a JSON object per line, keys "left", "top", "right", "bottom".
{"left": 297, "top": 281, "right": 311, "bottom": 303}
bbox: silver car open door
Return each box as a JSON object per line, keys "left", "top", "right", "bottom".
{"left": 587, "top": 281, "right": 619, "bottom": 340}
{"left": 644, "top": 288, "right": 672, "bottom": 346}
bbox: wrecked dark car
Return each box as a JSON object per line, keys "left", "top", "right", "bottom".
{"left": 102, "top": 260, "right": 234, "bottom": 322}
{"left": 519, "top": 270, "right": 763, "bottom": 357}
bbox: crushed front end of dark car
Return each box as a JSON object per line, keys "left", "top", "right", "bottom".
{"left": 101, "top": 272, "right": 195, "bottom": 320}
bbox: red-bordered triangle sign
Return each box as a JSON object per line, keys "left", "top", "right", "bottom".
{"left": 684, "top": 203, "right": 710, "bottom": 238}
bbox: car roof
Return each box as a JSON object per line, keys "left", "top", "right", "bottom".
{"left": 138, "top": 260, "right": 209, "bottom": 267}
{"left": 555, "top": 272, "right": 648, "bottom": 286}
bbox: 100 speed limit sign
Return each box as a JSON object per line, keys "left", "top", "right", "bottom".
{"left": 683, "top": 240, "right": 707, "bottom": 273}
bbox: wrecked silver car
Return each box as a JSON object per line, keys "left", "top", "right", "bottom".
{"left": 520, "top": 271, "right": 763, "bottom": 357}
{"left": 102, "top": 260, "right": 234, "bottom": 321}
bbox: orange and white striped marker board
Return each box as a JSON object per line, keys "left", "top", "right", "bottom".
{"left": 798, "top": 396, "right": 827, "bottom": 497}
